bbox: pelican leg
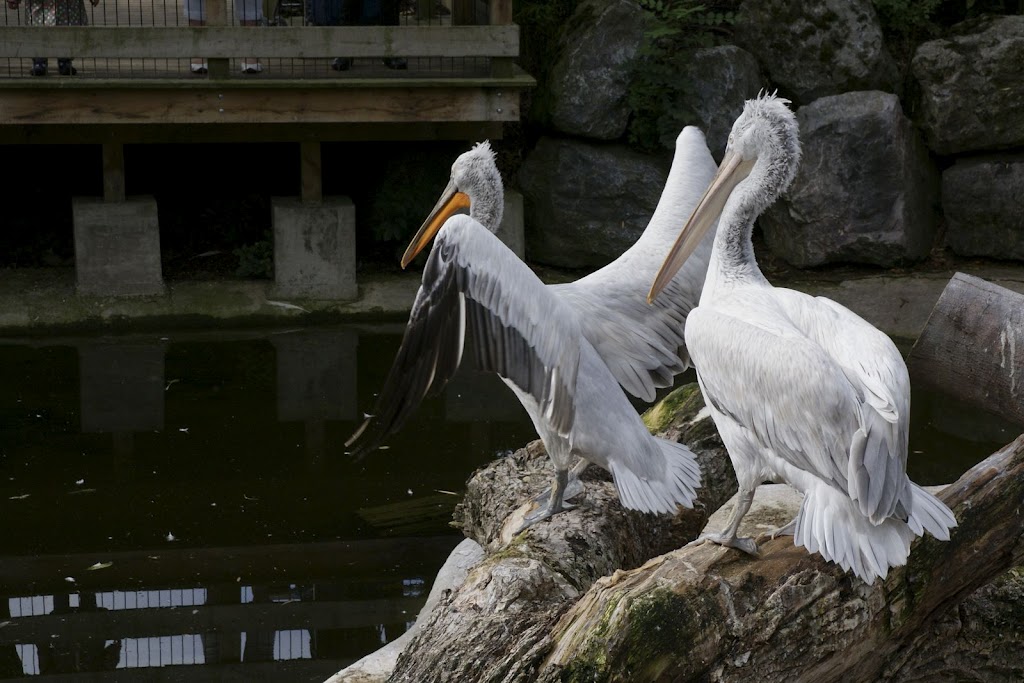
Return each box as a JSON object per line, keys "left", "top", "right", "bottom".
{"left": 687, "top": 487, "right": 759, "bottom": 556}
{"left": 519, "top": 467, "right": 574, "bottom": 531}
{"left": 529, "top": 458, "right": 587, "bottom": 508}
{"left": 757, "top": 516, "right": 797, "bottom": 543}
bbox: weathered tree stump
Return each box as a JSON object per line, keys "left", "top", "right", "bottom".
{"left": 538, "top": 434, "right": 1024, "bottom": 682}
{"left": 328, "top": 383, "right": 1024, "bottom": 683}
{"left": 388, "top": 384, "right": 735, "bottom": 682}
{"left": 383, "top": 381, "right": 1024, "bottom": 683}
{"left": 908, "top": 272, "right": 1024, "bottom": 427}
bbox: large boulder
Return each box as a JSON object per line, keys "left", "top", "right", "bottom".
{"left": 679, "top": 45, "right": 763, "bottom": 158}
{"left": 912, "top": 15, "right": 1024, "bottom": 155}
{"left": 518, "top": 136, "right": 669, "bottom": 268}
{"left": 733, "top": 0, "right": 898, "bottom": 104}
{"left": 761, "top": 91, "right": 939, "bottom": 268}
{"left": 942, "top": 156, "right": 1024, "bottom": 261}
{"left": 546, "top": 0, "right": 647, "bottom": 140}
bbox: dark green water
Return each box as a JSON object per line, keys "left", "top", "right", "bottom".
{"left": 0, "top": 325, "right": 1015, "bottom": 680}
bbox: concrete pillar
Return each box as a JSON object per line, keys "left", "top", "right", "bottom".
{"left": 78, "top": 342, "right": 165, "bottom": 434}
{"left": 271, "top": 327, "right": 358, "bottom": 468}
{"left": 271, "top": 197, "right": 357, "bottom": 300}
{"left": 270, "top": 328, "right": 358, "bottom": 423}
{"left": 497, "top": 189, "right": 525, "bottom": 260}
{"left": 72, "top": 196, "right": 164, "bottom": 297}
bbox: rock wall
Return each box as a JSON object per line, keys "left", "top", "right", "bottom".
{"left": 516, "top": 1, "right": 1024, "bottom": 270}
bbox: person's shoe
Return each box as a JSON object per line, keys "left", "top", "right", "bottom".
{"left": 383, "top": 57, "right": 408, "bottom": 70}
{"left": 190, "top": 61, "right": 208, "bottom": 74}
{"left": 30, "top": 62, "right": 47, "bottom": 77}
{"left": 331, "top": 57, "right": 352, "bottom": 71}
{"left": 241, "top": 61, "right": 263, "bottom": 74}
{"left": 58, "top": 60, "right": 77, "bottom": 76}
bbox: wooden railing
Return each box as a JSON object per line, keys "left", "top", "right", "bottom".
{"left": 0, "top": 0, "right": 532, "bottom": 138}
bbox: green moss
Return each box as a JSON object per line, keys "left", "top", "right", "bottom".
{"left": 642, "top": 383, "right": 705, "bottom": 434}
{"left": 561, "top": 586, "right": 715, "bottom": 681}
{"left": 488, "top": 538, "right": 533, "bottom": 564}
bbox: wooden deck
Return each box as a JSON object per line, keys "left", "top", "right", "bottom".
{"left": 0, "top": 0, "right": 533, "bottom": 143}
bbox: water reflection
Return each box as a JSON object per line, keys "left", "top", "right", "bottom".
{"left": 0, "top": 325, "right": 1013, "bottom": 680}
{"left": 0, "top": 325, "right": 538, "bottom": 680}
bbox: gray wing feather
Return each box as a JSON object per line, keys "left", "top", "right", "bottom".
{"left": 686, "top": 306, "right": 858, "bottom": 489}
{"left": 773, "top": 289, "right": 911, "bottom": 522}
{"left": 348, "top": 215, "right": 581, "bottom": 458}
{"left": 550, "top": 127, "right": 718, "bottom": 402}
{"left": 691, "top": 291, "right": 914, "bottom": 524}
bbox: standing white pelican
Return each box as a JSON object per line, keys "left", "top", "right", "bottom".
{"left": 648, "top": 93, "right": 956, "bottom": 583}
{"left": 392, "top": 135, "right": 719, "bottom": 500}
{"left": 346, "top": 205, "right": 701, "bottom": 529}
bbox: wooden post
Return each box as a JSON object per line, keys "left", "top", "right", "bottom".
{"left": 300, "top": 141, "right": 322, "bottom": 203}
{"left": 489, "top": 0, "right": 512, "bottom": 24}
{"left": 205, "top": 0, "right": 230, "bottom": 79}
{"left": 489, "top": 0, "right": 514, "bottom": 77}
{"left": 102, "top": 142, "right": 125, "bottom": 203}
{"left": 418, "top": 0, "right": 432, "bottom": 21}
{"left": 453, "top": 0, "right": 473, "bottom": 25}
{"left": 908, "top": 272, "right": 1024, "bottom": 427}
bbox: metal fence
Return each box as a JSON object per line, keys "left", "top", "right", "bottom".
{"left": 0, "top": 0, "right": 498, "bottom": 79}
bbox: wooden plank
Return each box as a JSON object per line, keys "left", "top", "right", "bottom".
{"left": 0, "top": 87, "right": 520, "bottom": 125}
{"left": 102, "top": 142, "right": 126, "bottom": 203}
{"left": 0, "top": 25, "right": 521, "bottom": 59}
{"left": 300, "top": 141, "right": 322, "bottom": 203}
{"left": 0, "top": 121, "right": 506, "bottom": 144}
{"left": 358, "top": 493, "right": 460, "bottom": 536}
{"left": 908, "top": 272, "right": 1024, "bottom": 427}
{"left": 0, "top": 69, "right": 536, "bottom": 90}
{"left": 0, "top": 537, "right": 459, "bottom": 594}
{"left": 0, "top": 597, "right": 425, "bottom": 644}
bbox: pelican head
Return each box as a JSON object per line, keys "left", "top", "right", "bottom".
{"left": 648, "top": 93, "right": 801, "bottom": 302}
{"left": 401, "top": 141, "right": 504, "bottom": 268}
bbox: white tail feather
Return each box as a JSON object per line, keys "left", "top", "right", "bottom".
{"left": 610, "top": 439, "right": 701, "bottom": 515}
{"left": 795, "top": 484, "right": 915, "bottom": 583}
{"left": 907, "top": 483, "right": 957, "bottom": 541}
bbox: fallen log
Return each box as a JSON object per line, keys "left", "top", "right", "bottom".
{"left": 329, "top": 384, "right": 1024, "bottom": 683}
{"left": 388, "top": 384, "right": 735, "bottom": 682}
{"left": 538, "top": 433, "right": 1024, "bottom": 682}
{"left": 908, "top": 272, "right": 1024, "bottom": 427}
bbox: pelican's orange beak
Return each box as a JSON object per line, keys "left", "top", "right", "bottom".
{"left": 401, "top": 179, "right": 471, "bottom": 269}
{"left": 647, "top": 150, "right": 755, "bottom": 303}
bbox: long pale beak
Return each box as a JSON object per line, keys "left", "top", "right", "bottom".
{"left": 400, "top": 179, "right": 471, "bottom": 269}
{"left": 647, "top": 150, "right": 755, "bottom": 303}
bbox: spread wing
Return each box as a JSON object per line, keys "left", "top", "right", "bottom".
{"left": 549, "top": 126, "right": 719, "bottom": 402}
{"left": 347, "top": 215, "right": 582, "bottom": 458}
{"left": 551, "top": 250, "right": 704, "bottom": 403}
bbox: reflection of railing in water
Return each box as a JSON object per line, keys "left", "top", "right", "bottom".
{"left": 0, "top": 537, "right": 450, "bottom": 678}
{"left": 0, "top": 327, "right": 534, "bottom": 678}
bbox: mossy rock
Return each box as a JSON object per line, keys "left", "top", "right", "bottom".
{"left": 642, "top": 383, "right": 706, "bottom": 434}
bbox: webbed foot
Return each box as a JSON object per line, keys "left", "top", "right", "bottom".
{"left": 686, "top": 531, "right": 759, "bottom": 557}
{"left": 529, "top": 475, "right": 584, "bottom": 508}
{"left": 516, "top": 499, "right": 575, "bottom": 533}
{"left": 757, "top": 517, "right": 797, "bottom": 543}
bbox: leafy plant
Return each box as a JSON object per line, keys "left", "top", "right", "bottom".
{"left": 234, "top": 230, "right": 273, "bottom": 279}
{"left": 626, "top": 1, "right": 738, "bottom": 151}
{"left": 365, "top": 147, "right": 455, "bottom": 244}
{"left": 871, "top": 0, "right": 942, "bottom": 40}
